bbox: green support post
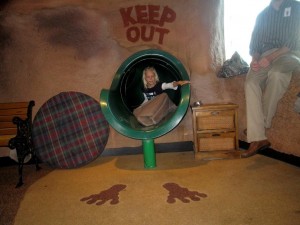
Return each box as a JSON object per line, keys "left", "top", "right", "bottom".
{"left": 142, "top": 139, "right": 156, "bottom": 168}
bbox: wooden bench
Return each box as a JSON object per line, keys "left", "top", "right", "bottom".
{"left": 0, "top": 101, "right": 40, "bottom": 187}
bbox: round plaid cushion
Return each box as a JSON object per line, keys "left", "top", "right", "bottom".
{"left": 32, "top": 92, "right": 109, "bottom": 169}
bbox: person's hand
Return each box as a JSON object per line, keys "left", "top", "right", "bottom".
{"left": 258, "top": 56, "right": 271, "bottom": 68}
{"left": 250, "top": 59, "right": 260, "bottom": 72}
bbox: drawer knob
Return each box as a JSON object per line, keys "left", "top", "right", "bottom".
{"left": 211, "top": 111, "right": 219, "bottom": 116}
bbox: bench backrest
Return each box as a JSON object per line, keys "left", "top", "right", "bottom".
{"left": 0, "top": 102, "right": 34, "bottom": 146}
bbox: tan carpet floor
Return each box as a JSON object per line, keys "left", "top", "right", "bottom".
{"left": 12, "top": 152, "right": 300, "bottom": 225}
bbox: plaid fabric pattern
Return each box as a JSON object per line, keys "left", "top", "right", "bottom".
{"left": 33, "top": 92, "right": 109, "bottom": 169}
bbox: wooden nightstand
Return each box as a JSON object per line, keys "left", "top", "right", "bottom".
{"left": 191, "top": 103, "right": 241, "bottom": 159}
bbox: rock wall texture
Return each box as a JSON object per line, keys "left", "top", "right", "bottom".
{"left": 1, "top": 0, "right": 299, "bottom": 156}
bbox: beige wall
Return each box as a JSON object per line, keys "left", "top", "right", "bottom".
{"left": 1, "top": 0, "right": 230, "bottom": 150}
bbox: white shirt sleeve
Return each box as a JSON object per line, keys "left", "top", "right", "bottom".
{"left": 141, "top": 93, "right": 148, "bottom": 105}
{"left": 162, "top": 82, "right": 178, "bottom": 90}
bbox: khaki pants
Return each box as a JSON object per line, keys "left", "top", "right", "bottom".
{"left": 133, "top": 93, "right": 176, "bottom": 126}
{"left": 245, "top": 49, "right": 300, "bottom": 142}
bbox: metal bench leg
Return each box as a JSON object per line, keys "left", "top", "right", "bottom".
{"left": 16, "top": 157, "right": 24, "bottom": 188}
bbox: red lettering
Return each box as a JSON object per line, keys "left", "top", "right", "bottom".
{"left": 135, "top": 5, "right": 148, "bottom": 24}
{"left": 159, "top": 6, "right": 176, "bottom": 27}
{"left": 121, "top": 5, "right": 176, "bottom": 45}
{"left": 140, "top": 25, "right": 155, "bottom": 42}
{"left": 120, "top": 7, "right": 137, "bottom": 27}
{"left": 148, "top": 5, "right": 160, "bottom": 25}
{"left": 155, "top": 27, "right": 169, "bottom": 44}
{"left": 126, "top": 26, "right": 139, "bottom": 42}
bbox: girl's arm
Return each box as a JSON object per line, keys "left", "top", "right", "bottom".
{"left": 173, "top": 80, "right": 190, "bottom": 87}
{"left": 162, "top": 80, "right": 190, "bottom": 90}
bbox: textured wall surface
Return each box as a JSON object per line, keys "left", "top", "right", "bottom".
{"left": 1, "top": 0, "right": 299, "bottom": 156}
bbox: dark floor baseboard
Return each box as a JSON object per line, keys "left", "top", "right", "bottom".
{"left": 105, "top": 141, "right": 300, "bottom": 167}
{"left": 102, "top": 141, "right": 194, "bottom": 156}
{"left": 0, "top": 142, "right": 194, "bottom": 167}
{"left": 239, "top": 141, "right": 300, "bottom": 167}
{"left": 1, "top": 141, "right": 299, "bottom": 167}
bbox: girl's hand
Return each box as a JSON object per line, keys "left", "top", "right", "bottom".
{"left": 175, "top": 80, "right": 190, "bottom": 86}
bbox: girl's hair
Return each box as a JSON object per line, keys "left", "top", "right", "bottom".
{"left": 142, "top": 66, "right": 160, "bottom": 89}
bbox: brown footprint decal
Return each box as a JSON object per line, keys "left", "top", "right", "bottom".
{"left": 163, "top": 182, "right": 207, "bottom": 203}
{"left": 80, "top": 184, "right": 126, "bottom": 205}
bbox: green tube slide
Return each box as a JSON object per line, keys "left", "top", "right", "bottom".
{"left": 100, "top": 49, "right": 190, "bottom": 168}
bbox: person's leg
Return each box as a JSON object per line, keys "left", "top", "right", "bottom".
{"left": 151, "top": 93, "right": 176, "bottom": 124}
{"left": 242, "top": 62, "right": 271, "bottom": 158}
{"left": 244, "top": 68, "right": 268, "bottom": 143}
{"left": 263, "top": 54, "right": 299, "bottom": 128}
{"left": 133, "top": 93, "right": 175, "bottom": 126}
{"left": 243, "top": 68, "right": 271, "bottom": 158}
{"left": 242, "top": 52, "right": 299, "bottom": 158}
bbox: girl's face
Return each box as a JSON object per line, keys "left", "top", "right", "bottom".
{"left": 145, "top": 70, "right": 156, "bottom": 88}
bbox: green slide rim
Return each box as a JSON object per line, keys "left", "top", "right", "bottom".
{"left": 100, "top": 49, "right": 190, "bottom": 140}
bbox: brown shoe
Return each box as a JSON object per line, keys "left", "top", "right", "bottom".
{"left": 241, "top": 140, "right": 271, "bottom": 158}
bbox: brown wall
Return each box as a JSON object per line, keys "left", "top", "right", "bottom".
{"left": 1, "top": 0, "right": 230, "bottom": 150}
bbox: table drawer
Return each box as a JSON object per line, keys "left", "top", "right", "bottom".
{"left": 197, "top": 132, "right": 236, "bottom": 151}
{"left": 196, "top": 109, "right": 235, "bottom": 130}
